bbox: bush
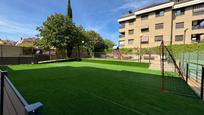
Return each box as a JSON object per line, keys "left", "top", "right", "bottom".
{"left": 120, "top": 48, "right": 133, "bottom": 54}
{"left": 104, "top": 43, "right": 204, "bottom": 56}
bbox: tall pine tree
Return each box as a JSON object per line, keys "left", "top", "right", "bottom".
{"left": 67, "top": 0, "right": 73, "bottom": 20}
{"left": 66, "top": 0, "right": 73, "bottom": 57}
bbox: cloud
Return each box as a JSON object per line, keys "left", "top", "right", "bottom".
{"left": 0, "top": 16, "right": 38, "bottom": 37}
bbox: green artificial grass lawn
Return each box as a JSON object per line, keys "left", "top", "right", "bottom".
{"left": 1, "top": 61, "right": 204, "bottom": 115}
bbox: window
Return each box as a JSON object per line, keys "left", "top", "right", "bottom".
{"left": 141, "top": 25, "right": 149, "bottom": 32}
{"left": 156, "top": 10, "right": 165, "bottom": 17}
{"left": 128, "top": 30, "right": 134, "bottom": 35}
{"left": 176, "top": 22, "right": 184, "bottom": 29}
{"left": 193, "top": 4, "right": 204, "bottom": 16}
{"left": 192, "top": 19, "right": 204, "bottom": 29}
{"left": 155, "top": 23, "right": 164, "bottom": 29}
{"left": 128, "top": 39, "right": 134, "bottom": 45}
{"left": 155, "top": 35, "right": 163, "bottom": 42}
{"left": 175, "top": 8, "right": 185, "bottom": 16}
{"left": 119, "top": 40, "right": 125, "bottom": 46}
{"left": 175, "top": 35, "right": 184, "bottom": 41}
{"left": 141, "top": 14, "right": 148, "bottom": 20}
{"left": 129, "top": 20, "right": 134, "bottom": 25}
{"left": 141, "top": 36, "right": 149, "bottom": 44}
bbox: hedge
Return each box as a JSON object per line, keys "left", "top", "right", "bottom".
{"left": 105, "top": 43, "right": 204, "bottom": 56}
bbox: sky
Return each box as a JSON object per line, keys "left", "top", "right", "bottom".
{"left": 0, "top": 0, "right": 168, "bottom": 44}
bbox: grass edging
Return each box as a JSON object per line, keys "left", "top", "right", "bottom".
{"left": 82, "top": 58, "right": 149, "bottom": 68}
{"left": 38, "top": 58, "right": 81, "bottom": 64}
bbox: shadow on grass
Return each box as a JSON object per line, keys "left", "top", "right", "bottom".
{"left": 1, "top": 64, "right": 204, "bottom": 115}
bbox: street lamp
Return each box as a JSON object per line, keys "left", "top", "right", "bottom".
{"left": 182, "top": 28, "right": 189, "bottom": 70}
{"left": 77, "top": 40, "right": 85, "bottom": 61}
{"left": 139, "top": 34, "right": 143, "bottom": 62}
{"left": 184, "top": 28, "right": 189, "bottom": 45}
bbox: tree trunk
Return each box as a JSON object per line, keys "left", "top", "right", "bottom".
{"left": 67, "top": 46, "right": 73, "bottom": 58}
{"left": 77, "top": 45, "right": 80, "bottom": 59}
{"left": 49, "top": 49, "right": 51, "bottom": 60}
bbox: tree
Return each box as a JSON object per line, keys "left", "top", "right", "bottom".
{"left": 64, "top": 18, "right": 76, "bottom": 57}
{"left": 67, "top": 0, "right": 73, "bottom": 20}
{"left": 73, "top": 25, "right": 86, "bottom": 58}
{"left": 94, "top": 40, "right": 106, "bottom": 52}
{"left": 34, "top": 38, "right": 50, "bottom": 50}
{"left": 37, "top": 13, "right": 67, "bottom": 50}
{"left": 103, "top": 39, "right": 115, "bottom": 49}
{"left": 84, "top": 30, "right": 102, "bottom": 55}
{"left": 37, "top": 13, "right": 79, "bottom": 57}
{"left": 66, "top": 0, "right": 74, "bottom": 57}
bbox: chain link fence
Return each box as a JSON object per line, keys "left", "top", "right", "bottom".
{"left": 72, "top": 47, "right": 161, "bottom": 64}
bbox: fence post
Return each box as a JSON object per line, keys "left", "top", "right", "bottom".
{"left": 201, "top": 66, "right": 204, "bottom": 99}
{"left": 161, "top": 41, "right": 165, "bottom": 93}
{"left": 0, "top": 71, "right": 7, "bottom": 115}
{"left": 186, "top": 63, "right": 189, "bottom": 84}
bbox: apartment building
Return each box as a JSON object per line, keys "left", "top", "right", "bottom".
{"left": 118, "top": 0, "right": 204, "bottom": 48}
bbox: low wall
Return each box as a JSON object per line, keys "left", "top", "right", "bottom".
{"left": 0, "top": 55, "right": 50, "bottom": 65}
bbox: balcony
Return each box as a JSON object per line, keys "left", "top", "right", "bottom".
{"left": 119, "top": 35, "right": 125, "bottom": 38}
{"left": 193, "top": 4, "right": 204, "bottom": 16}
{"left": 192, "top": 26, "right": 204, "bottom": 30}
{"left": 119, "top": 25, "right": 125, "bottom": 29}
{"left": 119, "top": 40, "right": 125, "bottom": 47}
{"left": 193, "top": 11, "right": 204, "bottom": 16}
{"left": 192, "top": 19, "right": 204, "bottom": 30}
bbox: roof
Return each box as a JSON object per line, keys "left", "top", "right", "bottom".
{"left": 118, "top": 1, "right": 174, "bottom": 22}
{"left": 174, "top": 0, "right": 204, "bottom": 9}
{"left": 136, "top": 1, "right": 172, "bottom": 12}
{"left": 119, "top": 13, "right": 135, "bottom": 20}
{"left": 16, "top": 37, "right": 39, "bottom": 47}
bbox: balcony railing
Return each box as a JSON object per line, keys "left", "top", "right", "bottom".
{"left": 193, "top": 11, "right": 204, "bottom": 16}
{"left": 119, "top": 26, "right": 125, "bottom": 29}
{"left": 192, "top": 26, "right": 204, "bottom": 30}
{"left": 119, "top": 44, "right": 125, "bottom": 47}
{"left": 119, "top": 35, "right": 125, "bottom": 38}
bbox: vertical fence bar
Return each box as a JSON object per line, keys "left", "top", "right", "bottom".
{"left": 0, "top": 71, "right": 7, "bottom": 115}
{"left": 201, "top": 66, "right": 204, "bottom": 99}
{"left": 196, "top": 45, "right": 199, "bottom": 82}
{"left": 0, "top": 71, "right": 4, "bottom": 115}
{"left": 186, "top": 63, "right": 189, "bottom": 84}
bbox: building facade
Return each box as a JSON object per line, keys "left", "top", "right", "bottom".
{"left": 118, "top": 0, "right": 204, "bottom": 48}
